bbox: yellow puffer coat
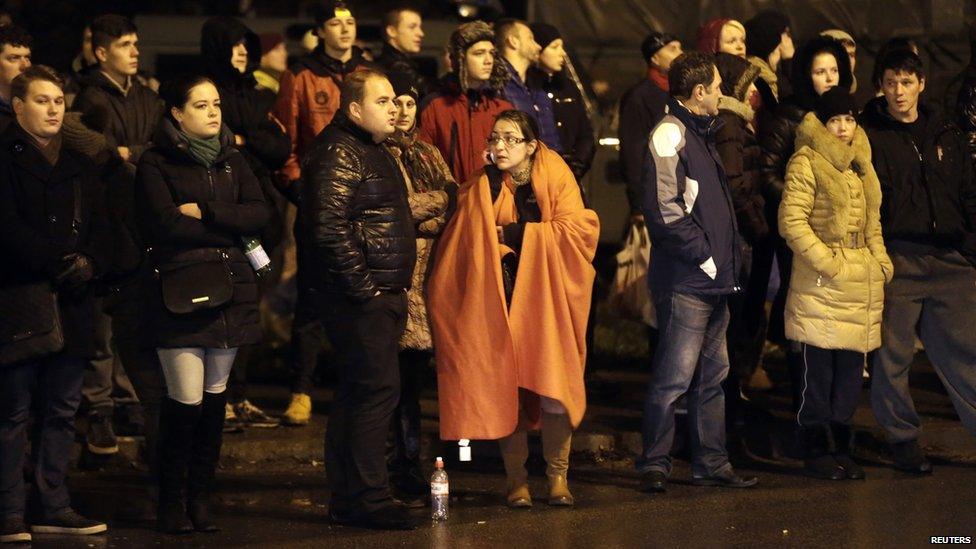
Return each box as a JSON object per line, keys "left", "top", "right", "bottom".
{"left": 779, "top": 113, "right": 894, "bottom": 353}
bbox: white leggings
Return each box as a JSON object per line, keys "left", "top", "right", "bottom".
{"left": 157, "top": 347, "right": 238, "bottom": 405}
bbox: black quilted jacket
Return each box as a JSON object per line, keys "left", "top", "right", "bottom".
{"left": 301, "top": 111, "right": 416, "bottom": 301}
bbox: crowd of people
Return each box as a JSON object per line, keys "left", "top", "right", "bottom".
{"left": 0, "top": 0, "right": 974, "bottom": 542}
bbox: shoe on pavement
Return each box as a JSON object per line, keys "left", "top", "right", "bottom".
{"left": 282, "top": 393, "right": 312, "bottom": 426}
{"left": 234, "top": 399, "right": 280, "bottom": 428}
{"left": 891, "top": 440, "right": 933, "bottom": 475}
{"left": 87, "top": 412, "right": 119, "bottom": 455}
{"left": 30, "top": 509, "right": 107, "bottom": 536}
{"left": 692, "top": 467, "right": 759, "bottom": 488}
{"left": 223, "top": 403, "right": 244, "bottom": 434}
{"left": 638, "top": 470, "right": 667, "bottom": 493}
{"left": 329, "top": 506, "right": 417, "bottom": 531}
{"left": 0, "top": 518, "right": 30, "bottom": 543}
{"left": 803, "top": 454, "right": 846, "bottom": 480}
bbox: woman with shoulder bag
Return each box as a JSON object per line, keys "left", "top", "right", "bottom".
{"left": 779, "top": 88, "right": 893, "bottom": 481}
{"left": 136, "top": 75, "right": 269, "bottom": 534}
{"left": 0, "top": 66, "right": 111, "bottom": 543}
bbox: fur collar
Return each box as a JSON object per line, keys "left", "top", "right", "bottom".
{"left": 718, "top": 96, "right": 755, "bottom": 123}
{"left": 795, "top": 112, "right": 871, "bottom": 175}
{"left": 747, "top": 56, "right": 778, "bottom": 98}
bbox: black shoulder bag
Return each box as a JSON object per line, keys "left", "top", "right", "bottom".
{"left": 0, "top": 182, "right": 82, "bottom": 365}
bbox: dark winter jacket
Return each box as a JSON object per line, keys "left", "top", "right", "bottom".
{"left": 0, "top": 124, "right": 113, "bottom": 357}
{"left": 202, "top": 16, "right": 291, "bottom": 251}
{"left": 375, "top": 42, "right": 434, "bottom": 99}
{"left": 502, "top": 58, "right": 563, "bottom": 153}
{"left": 418, "top": 74, "right": 514, "bottom": 184}
{"left": 302, "top": 111, "right": 416, "bottom": 302}
{"left": 642, "top": 99, "right": 741, "bottom": 295}
{"left": 714, "top": 53, "right": 767, "bottom": 243}
{"left": 72, "top": 70, "right": 165, "bottom": 167}
{"left": 0, "top": 97, "right": 13, "bottom": 134}
{"left": 536, "top": 67, "right": 596, "bottom": 181}
{"left": 619, "top": 75, "right": 670, "bottom": 214}
{"left": 758, "top": 37, "right": 852, "bottom": 214}
{"left": 956, "top": 26, "right": 976, "bottom": 165}
{"left": 859, "top": 97, "right": 976, "bottom": 263}
{"left": 136, "top": 119, "right": 269, "bottom": 349}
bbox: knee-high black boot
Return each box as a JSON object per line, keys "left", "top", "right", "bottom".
{"left": 186, "top": 391, "right": 227, "bottom": 533}
{"left": 157, "top": 398, "right": 200, "bottom": 534}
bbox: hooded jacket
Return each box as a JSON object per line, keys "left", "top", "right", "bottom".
{"left": 274, "top": 45, "right": 374, "bottom": 182}
{"left": 537, "top": 67, "right": 596, "bottom": 181}
{"left": 202, "top": 16, "right": 290, "bottom": 249}
{"left": 642, "top": 98, "right": 741, "bottom": 295}
{"left": 715, "top": 53, "right": 767, "bottom": 243}
{"left": 859, "top": 96, "right": 976, "bottom": 262}
{"left": 758, "top": 37, "right": 853, "bottom": 214}
{"left": 780, "top": 113, "right": 892, "bottom": 352}
{"left": 136, "top": 119, "right": 269, "bottom": 349}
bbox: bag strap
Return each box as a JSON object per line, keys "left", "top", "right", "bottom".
{"left": 68, "top": 180, "right": 82, "bottom": 248}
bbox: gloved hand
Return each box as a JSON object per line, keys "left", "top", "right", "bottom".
{"left": 55, "top": 253, "right": 95, "bottom": 292}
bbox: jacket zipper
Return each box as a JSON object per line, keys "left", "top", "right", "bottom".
{"left": 910, "top": 141, "right": 938, "bottom": 232}
{"left": 207, "top": 167, "right": 230, "bottom": 346}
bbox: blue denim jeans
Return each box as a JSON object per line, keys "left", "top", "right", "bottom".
{"left": 0, "top": 354, "right": 86, "bottom": 521}
{"left": 637, "top": 291, "right": 733, "bottom": 477}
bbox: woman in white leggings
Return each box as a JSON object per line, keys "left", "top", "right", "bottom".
{"left": 138, "top": 74, "right": 269, "bottom": 535}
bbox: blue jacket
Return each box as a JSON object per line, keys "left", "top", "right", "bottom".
{"left": 642, "top": 98, "right": 741, "bottom": 295}
{"left": 502, "top": 59, "right": 563, "bottom": 153}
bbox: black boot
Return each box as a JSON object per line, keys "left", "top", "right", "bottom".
{"left": 186, "top": 392, "right": 226, "bottom": 533}
{"left": 830, "top": 422, "right": 865, "bottom": 480}
{"left": 800, "top": 425, "right": 844, "bottom": 480}
{"left": 157, "top": 398, "right": 200, "bottom": 534}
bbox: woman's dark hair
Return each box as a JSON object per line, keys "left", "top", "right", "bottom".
{"left": 494, "top": 109, "right": 540, "bottom": 153}
{"left": 159, "top": 74, "right": 216, "bottom": 119}
{"left": 791, "top": 36, "right": 853, "bottom": 109}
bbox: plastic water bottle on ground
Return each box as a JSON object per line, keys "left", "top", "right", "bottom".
{"left": 431, "top": 457, "right": 449, "bottom": 521}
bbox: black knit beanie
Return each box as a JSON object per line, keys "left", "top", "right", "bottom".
{"left": 744, "top": 10, "right": 790, "bottom": 60}
{"left": 641, "top": 31, "right": 679, "bottom": 63}
{"left": 815, "top": 87, "right": 857, "bottom": 124}
{"left": 530, "top": 23, "right": 561, "bottom": 50}
{"left": 387, "top": 71, "right": 419, "bottom": 102}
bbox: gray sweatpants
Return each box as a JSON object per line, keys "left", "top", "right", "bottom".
{"left": 871, "top": 248, "right": 976, "bottom": 443}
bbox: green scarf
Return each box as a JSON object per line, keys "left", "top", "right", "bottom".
{"left": 182, "top": 132, "right": 222, "bottom": 168}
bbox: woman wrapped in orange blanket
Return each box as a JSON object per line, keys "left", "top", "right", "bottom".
{"left": 428, "top": 110, "right": 599, "bottom": 508}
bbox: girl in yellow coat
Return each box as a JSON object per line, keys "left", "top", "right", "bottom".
{"left": 779, "top": 88, "right": 893, "bottom": 481}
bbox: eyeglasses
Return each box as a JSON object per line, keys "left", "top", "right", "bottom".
{"left": 486, "top": 135, "right": 528, "bottom": 147}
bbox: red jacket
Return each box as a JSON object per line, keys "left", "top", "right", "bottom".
{"left": 274, "top": 47, "right": 373, "bottom": 182}
{"left": 418, "top": 85, "right": 513, "bottom": 184}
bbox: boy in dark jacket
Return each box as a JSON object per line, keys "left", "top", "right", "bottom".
{"left": 860, "top": 49, "right": 976, "bottom": 474}
{"left": 374, "top": 7, "right": 432, "bottom": 99}
{"left": 68, "top": 13, "right": 166, "bottom": 458}
{"left": 0, "top": 65, "right": 110, "bottom": 543}
{"left": 637, "top": 52, "right": 757, "bottom": 494}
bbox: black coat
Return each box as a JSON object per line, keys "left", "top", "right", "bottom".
{"left": 536, "top": 68, "right": 596, "bottom": 181}
{"left": 301, "top": 111, "right": 416, "bottom": 302}
{"left": 136, "top": 119, "right": 270, "bottom": 348}
{"left": 0, "top": 99, "right": 13, "bottom": 135}
{"left": 618, "top": 78, "right": 669, "bottom": 215}
{"left": 203, "top": 16, "right": 291, "bottom": 251}
{"left": 859, "top": 97, "right": 976, "bottom": 262}
{"left": 956, "top": 63, "right": 976, "bottom": 165}
{"left": 757, "top": 97, "right": 807, "bottom": 215}
{"left": 375, "top": 42, "right": 434, "bottom": 99}
{"left": 0, "top": 125, "right": 113, "bottom": 358}
{"left": 717, "top": 103, "right": 767, "bottom": 244}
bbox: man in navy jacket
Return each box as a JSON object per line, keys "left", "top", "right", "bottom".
{"left": 637, "top": 51, "right": 757, "bottom": 494}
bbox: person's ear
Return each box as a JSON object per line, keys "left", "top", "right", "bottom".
{"left": 12, "top": 97, "right": 23, "bottom": 115}
{"left": 94, "top": 45, "right": 108, "bottom": 64}
{"left": 526, "top": 139, "right": 538, "bottom": 156}
{"left": 385, "top": 25, "right": 397, "bottom": 42}
{"left": 170, "top": 106, "right": 183, "bottom": 124}
{"left": 349, "top": 101, "right": 362, "bottom": 121}
{"left": 918, "top": 77, "right": 926, "bottom": 94}
{"left": 694, "top": 83, "right": 706, "bottom": 101}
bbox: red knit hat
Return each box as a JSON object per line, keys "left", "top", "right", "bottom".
{"left": 258, "top": 32, "right": 284, "bottom": 56}
{"left": 697, "top": 18, "right": 730, "bottom": 55}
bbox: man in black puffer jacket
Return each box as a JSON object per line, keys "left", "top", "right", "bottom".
{"left": 860, "top": 49, "right": 976, "bottom": 475}
{"left": 302, "top": 69, "right": 416, "bottom": 531}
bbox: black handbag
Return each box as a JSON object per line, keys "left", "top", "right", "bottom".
{"left": 158, "top": 250, "right": 234, "bottom": 315}
{"left": 0, "top": 181, "right": 82, "bottom": 365}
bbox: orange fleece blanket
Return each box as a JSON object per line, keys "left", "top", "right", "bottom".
{"left": 428, "top": 145, "right": 599, "bottom": 440}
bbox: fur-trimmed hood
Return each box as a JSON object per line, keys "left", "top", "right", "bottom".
{"left": 794, "top": 112, "right": 870, "bottom": 175}
{"left": 718, "top": 95, "right": 755, "bottom": 123}
{"left": 448, "top": 21, "right": 509, "bottom": 93}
